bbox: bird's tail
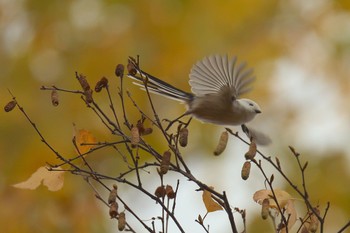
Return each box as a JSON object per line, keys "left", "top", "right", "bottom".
{"left": 126, "top": 57, "right": 193, "bottom": 102}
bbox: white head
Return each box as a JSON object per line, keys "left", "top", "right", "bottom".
{"left": 237, "top": 98, "right": 262, "bottom": 115}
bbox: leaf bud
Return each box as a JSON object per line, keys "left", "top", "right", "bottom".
{"left": 197, "top": 214, "right": 203, "bottom": 224}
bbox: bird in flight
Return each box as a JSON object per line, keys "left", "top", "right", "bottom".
{"left": 127, "top": 55, "right": 270, "bottom": 144}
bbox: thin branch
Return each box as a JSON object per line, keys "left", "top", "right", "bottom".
{"left": 337, "top": 220, "right": 350, "bottom": 233}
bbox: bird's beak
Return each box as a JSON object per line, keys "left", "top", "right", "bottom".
{"left": 255, "top": 109, "right": 262, "bottom": 114}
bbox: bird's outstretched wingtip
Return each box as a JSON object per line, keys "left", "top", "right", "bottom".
{"left": 241, "top": 124, "right": 272, "bottom": 146}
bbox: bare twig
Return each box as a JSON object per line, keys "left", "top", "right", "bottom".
{"left": 9, "top": 56, "right": 348, "bottom": 233}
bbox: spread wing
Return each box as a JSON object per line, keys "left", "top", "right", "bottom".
{"left": 189, "top": 55, "right": 255, "bottom": 99}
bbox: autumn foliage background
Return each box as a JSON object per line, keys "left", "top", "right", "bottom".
{"left": 1, "top": 1, "right": 350, "bottom": 232}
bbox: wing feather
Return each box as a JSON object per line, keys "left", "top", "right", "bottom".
{"left": 189, "top": 55, "right": 255, "bottom": 98}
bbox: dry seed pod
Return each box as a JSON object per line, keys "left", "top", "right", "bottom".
{"left": 142, "top": 127, "right": 153, "bottom": 136}
{"left": 165, "top": 185, "right": 175, "bottom": 199}
{"left": 84, "top": 89, "right": 93, "bottom": 103}
{"left": 179, "top": 127, "right": 189, "bottom": 147}
{"left": 244, "top": 139, "right": 257, "bottom": 160}
{"left": 130, "top": 126, "right": 140, "bottom": 148}
{"left": 108, "top": 184, "right": 118, "bottom": 204}
{"left": 51, "top": 90, "right": 59, "bottom": 106}
{"left": 241, "top": 161, "right": 251, "bottom": 180}
{"left": 155, "top": 186, "right": 166, "bottom": 198}
{"left": 160, "top": 151, "right": 171, "bottom": 174}
{"left": 95, "top": 77, "right": 108, "bottom": 92}
{"left": 135, "top": 120, "right": 146, "bottom": 135}
{"left": 136, "top": 120, "right": 153, "bottom": 136}
{"left": 115, "top": 64, "right": 125, "bottom": 77}
{"left": 118, "top": 212, "right": 126, "bottom": 231}
{"left": 136, "top": 120, "right": 145, "bottom": 134}
{"left": 4, "top": 100, "right": 17, "bottom": 112}
{"left": 261, "top": 198, "right": 270, "bottom": 220}
{"left": 76, "top": 73, "right": 91, "bottom": 91}
{"left": 213, "top": 131, "right": 229, "bottom": 155}
{"left": 127, "top": 59, "right": 137, "bottom": 75}
{"left": 109, "top": 202, "right": 118, "bottom": 218}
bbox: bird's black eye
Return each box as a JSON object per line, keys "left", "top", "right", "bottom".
{"left": 249, "top": 103, "right": 254, "bottom": 106}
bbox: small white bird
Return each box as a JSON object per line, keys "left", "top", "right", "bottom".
{"left": 127, "top": 55, "right": 269, "bottom": 144}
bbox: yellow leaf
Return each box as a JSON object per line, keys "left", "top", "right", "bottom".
{"left": 253, "top": 189, "right": 292, "bottom": 209}
{"left": 12, "top": 166, "right": 65, "bottom": 191}
{"left": 75, "top": 129, "right": 96, "bottom": 154}
{"left": 202, "top": 187, "right": 223, "bottom": 213}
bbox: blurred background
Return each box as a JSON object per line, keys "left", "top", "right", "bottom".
{"left": 1, "top": 0, "right": 350, "bottom": 232}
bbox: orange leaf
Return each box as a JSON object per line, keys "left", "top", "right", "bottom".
{"left": 12, "top": 166, "right": 65, "bottom": 191}
{"left": 202, "top": 187, "right": 223, "bottom": 213}
{"left": 75, "top": 129, "right": 96, "bottom": 154}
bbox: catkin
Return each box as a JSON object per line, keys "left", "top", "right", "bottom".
{"left": 51, "top": 90, "right": 59, "bottom": 106}
{"left": 261, "top": 198, "right": 270, "bottom": 220}
{"left": 4, "top": 100, "right": 17, "bottom": 112}
{"left": 160, "top": 151, "right": 171, "bottom": 174}
{"left": 245, "top": 139, "right": 257, "bottom": 160}
{"left": 118, "top": 212, "right": 126, "bottom": 231}
{"left": 108, "top": 184, "right": 118, "bottom": 204}
{"left": 179, "top": 128, "right": 189, "bottom": 147}
{"left": 241, "top": 161, "right": 251, "bottom": 180}
{"left": 95, "top": 77, "right": 108, "bottom": 92}
{"left": 213, "top": 131, "right": 229, "bottom": 156}
{"left": 109, "top": 202, "right": 118, "bottom": 218}
{"left": 130, "top": 126, "right": 140, "bottom": 148}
